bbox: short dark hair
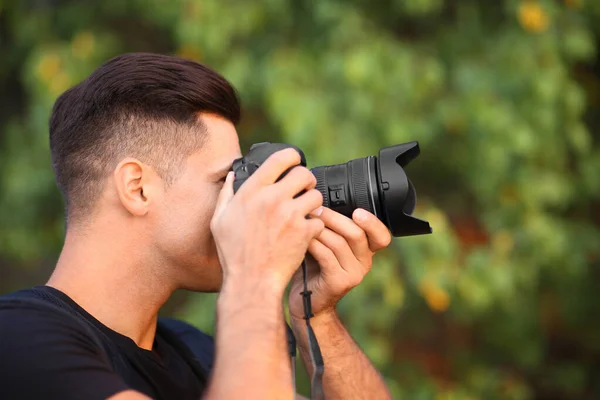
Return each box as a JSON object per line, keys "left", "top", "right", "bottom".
{"left": 49, "top": 52, "right": 241, "bottom": 223}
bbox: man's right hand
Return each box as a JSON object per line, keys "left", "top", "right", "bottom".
{"left": 210, "top": 148, "right": 325, "bottom": 297}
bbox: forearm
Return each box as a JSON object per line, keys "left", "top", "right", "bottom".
{"left": 291, "top": 312, "right": 391, "bottom": 400}
{"left": 204, "top": 280, "right": 293, "bottom": 399}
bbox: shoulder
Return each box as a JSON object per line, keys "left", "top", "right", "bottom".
{"left": 0, "top": 289, "right": 107, "bottom": 370}
{"left": 0, "top": 291, "right": 128, "bottom": 399}
{"left": 0, "top": 291, "right": 98, "bottom": 349}
{"left": 158, "top": 317, "right": 215, "bottom": 370}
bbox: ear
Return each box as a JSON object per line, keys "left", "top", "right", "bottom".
{"left": 113, "top": 157, "right": 159, "bottom": 217}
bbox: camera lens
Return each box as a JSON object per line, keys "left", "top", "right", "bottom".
{"left": 311, "top": 157, "right": 381, "bottom": 222}
{"left": 311, "top": 142, "right": 431, "bottom": 237}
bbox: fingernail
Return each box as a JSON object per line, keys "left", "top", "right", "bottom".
{"left": 354, "top": 208, "right": 368, "bottom": 221}
{"left": 312, "top": 206, "right": 324, "bottom": 217}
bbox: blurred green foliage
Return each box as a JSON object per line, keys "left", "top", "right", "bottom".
{"left": 2, "top": 0, "right": 600, "bottom": 398}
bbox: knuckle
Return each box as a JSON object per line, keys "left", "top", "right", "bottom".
{"left": 281, "top": 166, "right": 303, "bottom": 186}
{"left": 307, "top": 189, "right": 324, "bottom": 207}
{"left": 292, "top": 166, "right": 313, "bottom": 185}
{"left": 290, "top": 165, "right": 305, "bottom": 179}
{"left": 310, "top": 219, "right": 325, "bottom": 237}
{"left": 288, "top": 148, "right": 302, "bottom": 163}
{"left": 278, "top": 148, "right": 300, "bottom": 165}
{"left": 348, "top": 227, "right": 366, "bottom": 244}
{"left": 316, "top": 219, "right": 325, "bottom": 232}
{"left": 305, "top": 169, "right": 317, "bottom": 187}
{"left": 313, "top": 188, "right": 324, "bottom": 203}
{"left": 265, "top": 151, "right": 288, "bottom": 172}
{"left": 272, "top": 149, "right": 289, "bottom": 164}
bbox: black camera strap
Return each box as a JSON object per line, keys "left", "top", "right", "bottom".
{"left": 287, "top": 258, "right": 325, "bottom": 400}
{"left": 301, "top": 258, "right": 325, "bottom": 400}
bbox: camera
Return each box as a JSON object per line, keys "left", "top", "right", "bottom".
{"left": 232, "top": 142, "right": 432, "bottom": 237}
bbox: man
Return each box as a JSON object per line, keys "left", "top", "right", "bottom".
{"left": 0, "top": 53, "right": 393, "bottom": 399}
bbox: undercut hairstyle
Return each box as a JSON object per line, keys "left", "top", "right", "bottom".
{"left": 49, "top": 52, "right": 241, "bottom": 223}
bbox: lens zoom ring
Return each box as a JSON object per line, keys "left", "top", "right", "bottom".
{"left": 312, "top": 167, "right": 329, "bottom": 208}
{"left": 351, "top": 160, "right": 372, "bottom": 213}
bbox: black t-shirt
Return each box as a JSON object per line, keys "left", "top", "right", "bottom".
{"left": 0, "top": 286, "right": 214, "bottom": 400}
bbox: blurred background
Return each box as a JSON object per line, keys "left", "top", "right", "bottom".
{"left": 1, "top": 0, "right": 600, "bottom": 398}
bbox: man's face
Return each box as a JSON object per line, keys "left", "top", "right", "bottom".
{"left": 151, "top": 114, "right": 241, "bottom": 292}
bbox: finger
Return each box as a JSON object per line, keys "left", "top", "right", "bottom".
{"left": 307, "top": 239, "right": 341, "bottom": 278}
{"left": 293, "top": 189, "right": 324, "bottom": 217}
{"left": 316, "top": 228, "right": 362, "bottom": 275}
{"left": 352, "top": 208, "right": 392, "bottom": 252}
{"left": 273, "top": 166, "right": 317, "bottom": 198}
{"left": 242, "top": 148, "right": 301, "bottom": 190}
{"left": 306, "top": 218, "right": 325, "bottom": 240}
{"left": 212, "top": 171, "right": 235, "bottom": 219}
{"left": 315, "top": 207, "right": 372, "bottom": 263}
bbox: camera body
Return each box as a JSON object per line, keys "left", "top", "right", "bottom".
{"left": 232, "top": 142, "right": 432, "bottom": 237}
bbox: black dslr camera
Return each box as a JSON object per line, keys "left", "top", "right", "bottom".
{"left": 232, "top": 142, "right": 432, "bottom": 237}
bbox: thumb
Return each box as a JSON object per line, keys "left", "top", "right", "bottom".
{"left": 352, "top": 208, "right": 392, "bottom": 252}
{"left": 213, "top": 171, "right": 235, "bottom": 219}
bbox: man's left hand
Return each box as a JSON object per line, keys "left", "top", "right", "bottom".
{"left": 289, "top": 207, "right": 392, "bottom": 321}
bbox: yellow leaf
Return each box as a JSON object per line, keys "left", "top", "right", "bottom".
{"left": 420, "top": 278, "right": 450, "bottom": 312}
{"left": 518, "top": 2, "right": 549, "bottom": 33}
{"left": 36, "top": 53, "right": 61, "bottom": 82}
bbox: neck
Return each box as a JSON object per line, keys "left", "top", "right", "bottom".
{"left": 47, "top": 225, "right": 175, "bottom": 350}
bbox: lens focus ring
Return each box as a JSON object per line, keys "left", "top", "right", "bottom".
{"left": 312, "top": 167, "right": 330, "bottom": 208}
{"left": 349, "top": 159, "right": 373, "bottom": 214}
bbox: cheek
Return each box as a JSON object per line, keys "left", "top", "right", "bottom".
{"left": 159, "top": 185, "right": 221, "bottom": 254}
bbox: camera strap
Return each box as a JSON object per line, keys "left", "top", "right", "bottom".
{"left": 300, "top": 258, "right": 325, "bottom": 400}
